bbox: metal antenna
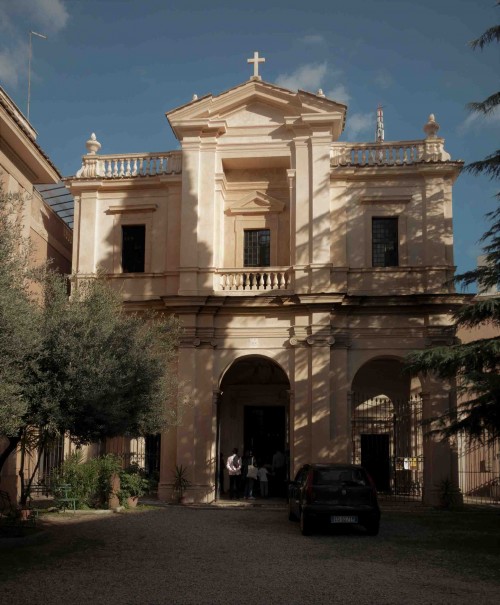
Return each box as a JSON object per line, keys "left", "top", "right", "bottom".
{"left": 27, "top": 31, "right": 47, "bottom": 122}
{"left": 375, "top": 104, "right": 384, "bottom": 142}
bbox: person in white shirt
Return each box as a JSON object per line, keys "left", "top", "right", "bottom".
{"left": 257, "top": 465, "right": 269, "bottom": 498}
{"left": 226, "top": 448, "right": 241, "bottom": 499}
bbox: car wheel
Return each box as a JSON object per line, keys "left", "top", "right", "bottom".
{"left": 365, "top": 520, "right": 379, "bottom": 536}
{"left": 300, "top": 509, "right": 312, "bottom": 535}
{"left": 288, "top": 501, "right": 298, "bottom": 522}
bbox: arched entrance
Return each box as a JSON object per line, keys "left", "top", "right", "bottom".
{"left": 350, "top": 357, "right": 423, "bottom": 501}
{"left": 217, "top": 355, "right": 290, "bottom": 498}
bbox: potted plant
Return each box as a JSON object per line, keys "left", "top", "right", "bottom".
{"left": 118, "top": 470, "right": 150, "bottom": 508}
{"left": 172, "top": 464, "right": 191, "bottom": 503}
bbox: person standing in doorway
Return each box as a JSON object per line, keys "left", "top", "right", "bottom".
{"left": 257, "top": 463, "right": 269, "bottom": 498}
{"left": 244, "top": 450, "right": 258, "bottom": 499}
{"left": 226, "top": 448, "right": 241, "bottom": 499}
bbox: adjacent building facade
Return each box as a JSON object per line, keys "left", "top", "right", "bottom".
{"left": 67, "top": 75, "right": 465, "bottom": 505}
{"left": 0, "top": 86, "right": 73, "bottom": 500}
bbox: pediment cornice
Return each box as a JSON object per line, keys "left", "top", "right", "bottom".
{"left": 167, "top": 79, "right": 347, "bottom": 141}
{"left": 225, "top": 190, "right": 285, "bottom": 215}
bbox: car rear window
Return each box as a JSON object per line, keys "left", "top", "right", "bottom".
{"left": 313, "top": 468, "right": 368, "bottom": 486}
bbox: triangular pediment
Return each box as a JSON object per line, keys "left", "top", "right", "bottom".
{"left": 223, "top": 102, "right": 286, "bottom": 127}
{"left": 225, "top": 191, "right": 285, "bottom": 215}
{"left": 167, "top": 79, "right": 346, "bottom": 140}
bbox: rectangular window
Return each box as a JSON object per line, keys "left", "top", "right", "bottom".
{"left": 244, "top": 229, "right": 270, "bottom": 267}
{"left": 122, "top": 225, "right": 145, "bottom": 273}
{"left": 372, "top": 218, "right": 398, "bottom": 267}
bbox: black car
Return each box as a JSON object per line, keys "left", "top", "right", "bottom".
{"left": 288, "top": 463, "right": 381, "bottom": 536}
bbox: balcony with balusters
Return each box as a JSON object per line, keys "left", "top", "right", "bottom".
{"left": 331, "top": 114, "right": 453, "bottom": 169}
{"left": 215, "top": 267, "right": 292, "bottom": 294}
{"left": 75, "top": 134, "right": 182, "bottom": 179}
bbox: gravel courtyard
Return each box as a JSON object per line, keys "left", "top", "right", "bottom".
{"left": 1, "top": 504, "right": 499, "bottom": 605}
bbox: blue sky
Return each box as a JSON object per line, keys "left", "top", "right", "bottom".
{"left": 1, "top": 0, "right": 498, "bottom": 280}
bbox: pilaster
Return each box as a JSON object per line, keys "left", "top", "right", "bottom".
{"left": 421, "top": 378, "right": 461, "bottom": 507}
{"left": 292, "top": 136, "right": 311, "bottom": 293}
{"left": 310, "top": 132, "right": 333, "bottom": 291}
{"left": 179, "top": 138, "right": 201, "bottom": 294}
{"left": 330, "top": 340, "right": 351, "bottom": 462}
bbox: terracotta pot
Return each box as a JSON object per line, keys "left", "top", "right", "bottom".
{"left": 127, "top": 496, "right": 139, "bottom": 508}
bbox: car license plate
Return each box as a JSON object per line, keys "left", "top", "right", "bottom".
{"left": 331, "top": 515, "right": 358, "bottom": 524}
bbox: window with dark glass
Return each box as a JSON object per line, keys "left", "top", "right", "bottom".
{"left": 244, "top": 229, "right": 270, "bottom": 267}
{"left": 121, "top": 225, "right": 145, "bottom": 273}
{"left": 372, "top": 218, "right": 399, "bottom": 267}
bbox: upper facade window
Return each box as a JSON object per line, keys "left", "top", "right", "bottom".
{"left": 244, "top": 229, "right": 270, "bottom": 267}
{"left": 372, "top": 218, "right": 398, "bottom": 267}
{"left": 122, "top": 225, "right": 145, "bottom": 273}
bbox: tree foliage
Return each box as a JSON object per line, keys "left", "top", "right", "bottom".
{"left": 0, "top": 184, "right": 181, "bottom": 490}
{"left": 407, "top": 10, "right": 500, "bottom": 443}
{"left": 0, "top": 189, "right": 40, "bottom": 440}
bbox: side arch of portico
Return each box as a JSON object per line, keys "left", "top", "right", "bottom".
{"left": 345, "top": 350, "right": 459, "bottom": 505}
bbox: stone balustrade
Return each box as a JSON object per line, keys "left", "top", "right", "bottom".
{"left": 217, "top": 267, "right": 292, "bottom": 292}
{"left": 76, "top": 151, "right": 182, "bottom": 178}
{"left": 331, "top": 138, "right": 450, "bottom": 167}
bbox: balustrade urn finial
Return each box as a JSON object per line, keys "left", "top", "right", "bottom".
{"left": 423, "top": 114, "right": 440, "bottom": 139}
{"left": 317, "top": 88, "right": 325, "bottom": 98}
{"left": 86, "top": 132, "right": 101, "bottom": 155}
{"left": 192, "top": 94, "right": 198, "bottom": 101}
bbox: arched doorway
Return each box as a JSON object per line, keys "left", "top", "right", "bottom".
{"left": 217, "top": 355, "right": 290, "bottom": 498}
{"left": 350, "top": 357, "right": 423, "bottom": 501}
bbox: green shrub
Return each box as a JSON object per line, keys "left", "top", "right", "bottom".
{"left": 51, "top": 452, "right": 121, "bottom": 509}
{"left": 118, "top": 466, "right": 151, "bottom": 506}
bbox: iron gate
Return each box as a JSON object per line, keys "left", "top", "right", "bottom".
{"left": 351, "top": 393, "right": 424, "bottom": 502}
{"left": 458, "top": 433, "right": 500, "bottom": 505}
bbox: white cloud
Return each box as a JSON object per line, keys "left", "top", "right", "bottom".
{"left": 327, "top": 84, "right": 350, "bottom": 104}
{"left": 0, "top": 44, "right": 28, "bottom": 89}
{"left": 276, "top": 62, "right": 351, "bottom": 106}
{"left": 0, "top": 1, "right": 69, "bottom": 90}
{"left": 458, "top": 108, "right": 500, "bottom": 134}
{"left": 10, "top": 0, "right": 69, "bottom": 34}
{"left": 345, "top": 112, "right": 374, "bottom": 140}
{"left": 301, "top": 34, "right": 326, "bottom": 45}
{"left": 276, "top": 62, "right": 328, "bottom": 92}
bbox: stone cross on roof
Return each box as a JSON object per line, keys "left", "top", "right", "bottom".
{"left": 247, "top": 51, "right": 265, "bottom": 80}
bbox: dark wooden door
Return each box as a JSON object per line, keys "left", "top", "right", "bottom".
{"left": 361, "top": 434, "right": 391, "bottom": 492}
{"left": 244, "top": 406, "right": 285, "bottom": 464}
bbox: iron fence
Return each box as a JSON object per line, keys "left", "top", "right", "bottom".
{"left": 458, "top": 434, "right": 500, "bottom": 505}
{"left": 115, "top": 434, "right": 161, "bottom": 478}
{"left": 351, "top": 393, "right": 424, "bottom": 502}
